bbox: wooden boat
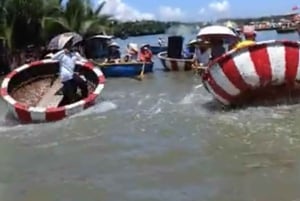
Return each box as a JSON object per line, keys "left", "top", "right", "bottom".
{"left": 158, "top": 51, "right": 194, "bottom": 71}
{"left": 276, "top": 27, "right": 296, "bottom": 33}
{"left": 93, "top": 61, "right": 154, "bottom": 77}
{"left": 201, "top": 40, "right": 300, "bottom": 106}
{"left": 0, "top": 59, "right": 105, "bottom": 123}
{"left": 149, "top": 45, "right": 167, "bottom": 54}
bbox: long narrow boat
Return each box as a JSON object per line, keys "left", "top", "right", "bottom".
{"left": 158, "top": 51, "right": 194, "bottom": 71}
{"left": 201, "top": 40, "right": 300, "bottom": 106}
{"left": 276, "top": 27, "right": 296, "bottom": 34}
{"left": 149, "top": 45, "right": 167, "bottom": 54}
{"left": 0, "top": 60, "right": 105, "bottom": 123}
{"left": 93, "top": 61, "right": 154, "bottom": 77}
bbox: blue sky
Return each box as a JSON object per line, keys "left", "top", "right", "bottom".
{"left": 94, "top": 0, "right": 300, "bottom": 21}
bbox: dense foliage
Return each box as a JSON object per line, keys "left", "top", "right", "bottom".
{"left": 0, "top": 0, "right": 171, "bottom": 52}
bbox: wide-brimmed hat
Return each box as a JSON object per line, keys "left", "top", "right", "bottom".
{"left": 188, "top": 38, "right": 210, "bottom": 46}
{"left": 128, "top": 43, "right": 139, "bottom": 52}
{"left": 141, "top": 44, "right": 150, "bottom": 49}
{"left": 108, "top": 42, "right": 120, "bottom": 48}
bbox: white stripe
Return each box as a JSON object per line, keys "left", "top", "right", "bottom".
{"left": 14, "top": 64, "right": 29, "bottom": 72}
{"left": 93, "top": 84, "right": 104, "bottom": 95}
{"left": 209, "top": 63, "right": 240, "bottom": 96}
{"left": 204, "top": 81, "right": 230, "bottom": 105}
{"left": 164, "top": 60, "right": 172, "bottom": 70}
{"left": 29, "top": 107, "right": 46, "bottom": 121}
{"left": 93, "top": 68, "right": 103, "bottom": 77}
{"left": 3, "top": 95, "right": 16, "bottom": 105}
{"left": 1, "top": 78, "right": 10, "bottom": 88}
{"left": 267, "top": 45, "right": 286, "bottom": 85}
{"left": 296, "top": 47, "right": 300, "bottom": 80}
{"left": 233, "top": 50, "right": 260, "bottom": 87}
{"left": 177, "top": 61, "right": 185, "bottom": 71}
{"left": 65, "top": 101, "right": 85, "bottom": 116}
{"left": 42, "top": 59, "right": 57, "bottom": 64}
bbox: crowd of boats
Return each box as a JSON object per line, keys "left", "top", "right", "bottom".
{"left": 1, "top": 22, "right": 300, "bottom": 124}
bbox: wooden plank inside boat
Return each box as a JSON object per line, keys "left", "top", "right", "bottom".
{"left": 36, "top": 78, "right": 63, "bottom": 108}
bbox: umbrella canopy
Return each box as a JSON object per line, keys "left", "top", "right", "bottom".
{"left": 197, "top": 25, "right": 238, "bottom": 39}
{"left": 47, "top": 32, "right": 83, "bottom": 50}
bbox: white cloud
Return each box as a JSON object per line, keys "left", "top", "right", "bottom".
{"left": 208, "top": 0, "right": 230, "bottom": 13}
{"left": 100, "top": 0, "right": 155, "bottom": 21}
{"left": 158, "top": 6, "right": 185, "bottom": 21}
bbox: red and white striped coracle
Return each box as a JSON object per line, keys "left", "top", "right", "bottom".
{"left": 202, "top": 40, "right": 300, "bottom": 105}
{"left": 0, "top": 59, "right": 105, "bottom": 123}
{"left": 158, "top": 51, "right": 194, "bottom": 71}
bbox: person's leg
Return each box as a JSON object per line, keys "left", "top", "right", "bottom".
{"left": 73, "top": 74, "right": 88, "bottom": 98}
{"left": 60, "top": 80, "right": 76, "bottom": 106}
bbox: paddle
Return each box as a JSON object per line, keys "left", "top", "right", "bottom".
{"left": 136, "top": 62, "right": 146, "bottom": 81}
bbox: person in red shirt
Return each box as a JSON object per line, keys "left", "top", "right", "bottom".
{"left": 139, "top": 44, "right": 153, "bottom": 62}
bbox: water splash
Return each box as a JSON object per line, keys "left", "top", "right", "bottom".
{"left": 71, "top": 101, "right": 118, "bottom": 118}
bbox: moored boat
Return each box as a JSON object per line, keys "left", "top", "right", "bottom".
{"left": 0, "top": 59, "right": 105, "bottom": 123}
{"left": 94, "top": 61, "right": 154, "bottom": 77}
{"left": 149, "top": 45, "right": 167, "bottom": 54}
{"left": 202, "top": 40, "right": 300, "bottom": 106}
{"left": 158, "top": 51, "right": 193, "bottom": 71}
{"left": 276, "top": 27, "right": 296, "bottom": 33}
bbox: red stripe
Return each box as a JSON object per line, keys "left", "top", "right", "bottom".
{"left": 30, "top": 60, "right": 43, "bottom": 66}
{"left": 170, "top": 60, "right": 178, "bottom": 71}
{"left": 84, "top": 61, "right": 94, "bottom": 69}
{"left": 184, "top": 61, "right": 192, "bottom": 71}
{"left": 84, "top": 94, "right": 97, "bottom": 109}
{"left": 206, "top": 73, "right": 234, "bottom": 103}
{"left": 283, "top": 42, "right": 299, "bottom": 84}
{"left": 248, "top": 45, "right": 272, "bottom": 86}
{"left": 6, "top": 70, "right": 17, "bottom": 79}
{"left": 0, "top": 88, "right": 7, "bottom": 96}
{"left": 220, "top": 56, "right": 250, "bottom": 91}
{"left": 98, "top": 75, "right": 106, "bottom": 83}
{"left": 14, "top": 103, "right": 31, "bottom": 123}
{"left": 45, "top": 107, "right": 66, "bottom": 121}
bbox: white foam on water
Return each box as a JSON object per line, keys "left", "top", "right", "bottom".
{"left": 70, "top": 101, "right": 118, "bottom": 118}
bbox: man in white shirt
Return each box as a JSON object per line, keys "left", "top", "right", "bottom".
{"left": 51, "top": 36, "right": 88, "bottom": 105}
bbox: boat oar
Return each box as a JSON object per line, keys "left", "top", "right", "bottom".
{"left": 136, "top": 62, "right": 146, "bottom": 81}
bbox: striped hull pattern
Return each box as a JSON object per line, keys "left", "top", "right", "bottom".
{"left": 0, "top": 60, "right": 105, "bottom": 123}
{"left": 158, "top": 51, "right": 194, "bottom": 71}
{"left": 202, "top": 40, "right": 300, "bottom": 106}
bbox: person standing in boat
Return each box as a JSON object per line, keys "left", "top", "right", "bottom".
{"left": 193, "top": 39, "right": 211, "bottom": 66}
{"left": 210, "top": 39, "right": 225, "bottom": 60}
{"left": 51, "top": 36, "right": 88, "bottom": 105}
{"left": 139, "top": 44, "right": 153, "bottom": 62}
{"left": 233, "top": 30, "right": 256, "bottom": 49}
{"left": 158, "top": 37, "right": 165, "bottom": 46}
{"left": 106, "top": 42, "right": 121, "bottom": 63}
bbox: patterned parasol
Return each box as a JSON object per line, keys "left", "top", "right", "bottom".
{"left": 47, "top": 32, "right": 83, "bottom": 50}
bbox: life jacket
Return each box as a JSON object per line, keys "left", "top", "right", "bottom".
{"left": 139, "top": 50, "right": 152, "bottom": 62}
{"left": 234, "top": 40, "right": 255, "bottom": 49}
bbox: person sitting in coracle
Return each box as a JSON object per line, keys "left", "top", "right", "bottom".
{"left": 125, "top": 43, "right": 139, "bottom": 62}
{"left": 106, "top": 42, "right": 121, "bottom": 63}
{"left": 139, "top": 44, "right": 153, "bottom": 62}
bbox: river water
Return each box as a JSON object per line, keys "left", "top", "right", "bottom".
{"left": 0, "top": 31, "right": 300, "bottom": 201}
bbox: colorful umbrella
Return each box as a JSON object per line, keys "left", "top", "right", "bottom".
{"left": 47, "top": 32, "right": 82, "bottom": 50}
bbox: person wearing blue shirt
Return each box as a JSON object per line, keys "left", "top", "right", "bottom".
{"left": 51, "top": 36, "right": 88, "bottom": 105}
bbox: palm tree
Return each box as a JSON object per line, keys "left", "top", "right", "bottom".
{"left": 42, "top": 0, "right": 112, "bottom": 38}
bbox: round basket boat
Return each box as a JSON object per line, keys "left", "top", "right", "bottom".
{"left": 158, "top": 51, "right": 194, "bottom": 71}
{"left": 0, "top": 59, "right": 105, "bottom": 123}
{"left": 202, "top": 40, "right": 300, "bottom": 106}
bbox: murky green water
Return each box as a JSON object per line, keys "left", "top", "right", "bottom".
{"left": 0, "top": 31, "right": 300, "bottom": 201}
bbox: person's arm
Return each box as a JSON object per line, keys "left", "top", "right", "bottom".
{"left": 74, "top": 52, "right": 87, "bottom": 62}
{"left": 51, "top": 50, "right": 64, "bottom": 60}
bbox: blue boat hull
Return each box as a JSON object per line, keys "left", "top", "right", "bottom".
{"left": 99, "top": 62, "right": 154, "bottom": 77}
{"left": 149, "top": 46, "right": 167, "bottom": 54}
